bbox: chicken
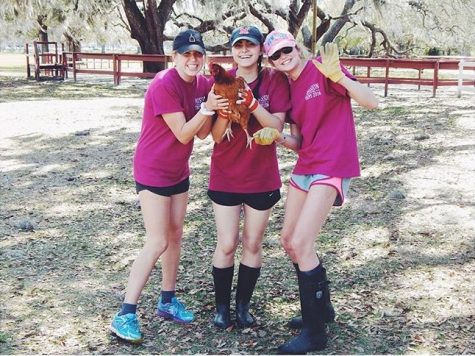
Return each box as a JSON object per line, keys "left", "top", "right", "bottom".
{"left": 209, "top": 62, "right": 253, "bottom": 148}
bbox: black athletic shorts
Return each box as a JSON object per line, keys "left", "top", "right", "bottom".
{"left": 207, "top": 189, "right": 281, "bottom": 211}
{"left": 136, "top": 178, "right": 190, "bottom": 197}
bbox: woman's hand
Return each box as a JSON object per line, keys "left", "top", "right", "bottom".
{"left": 237, "top": 83, "right": 258, "bottom": 112}
{"left": 253, "top": 127, "right": 281, "bottom": 145}
{"left": 205, "top": 85, "right": 229, "bottom": 111}
{"left": 313, "top": 43, "right": 344, "bottom": 83}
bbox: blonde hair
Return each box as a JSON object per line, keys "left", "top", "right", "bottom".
{"left": 297, "top": 45, "right": 312, "bottom": 60}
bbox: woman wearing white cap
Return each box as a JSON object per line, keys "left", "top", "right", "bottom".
{"left": 110, "top": 29, "right": 227, "bottom": 343}
{"left": 208, "top": 26, "right": 291, "bottom": 330}
{"left": 254, "top": 30, "right": 378, "bottom": 353}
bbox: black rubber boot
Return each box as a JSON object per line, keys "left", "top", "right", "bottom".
{"left": 214, "top": 304, "right": 232, "bottom": 329}
{"left": 278, "top": 266, "right": 328, "bottom": 354}
{"left": 288, "top": 264, "right": 335, "bottom": 329}
{"left": 212, "top": 265, "right": 234, "bottom": 329}
{"left": 235, "top": 263, "right": 260, "bottom": 328}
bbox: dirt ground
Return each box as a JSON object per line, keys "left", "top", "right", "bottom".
{"left": 0, "top": 76, "right": 474, "bottom": 354}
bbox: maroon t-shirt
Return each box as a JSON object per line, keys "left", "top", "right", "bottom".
{"left": 288, "top": 60, "right": 361, "bottom": 178}
{"left": 134, "top": 68, "right": 211, "bottom": 186}
{"left": 209, "top": 67, "right": 291, "bottom": 193}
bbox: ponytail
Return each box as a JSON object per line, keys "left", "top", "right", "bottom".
{"left": 252, "top": 54, "right": 264, "bottom": 99}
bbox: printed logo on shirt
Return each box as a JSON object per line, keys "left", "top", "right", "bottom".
{"left": 195, "top": 96, "right": 206, "bottom": 110}
{"left": 258, "top": 94, "right": 269, "bottom": 109}
{"left": 304, "top": 83, "right": 321, "bottom": 100}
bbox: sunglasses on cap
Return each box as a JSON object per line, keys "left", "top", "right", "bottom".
{"left": 269, "top": 46, "right": 294, "bottom": 61}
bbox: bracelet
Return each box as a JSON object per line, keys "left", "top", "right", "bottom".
{"left": 199, "top": 102, "right": 215, "bottom": 116}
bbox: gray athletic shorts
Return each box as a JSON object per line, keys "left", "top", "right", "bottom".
{"left": 290, "top": 174, "right": 351, "bottom": 206}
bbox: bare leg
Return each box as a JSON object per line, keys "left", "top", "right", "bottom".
{"left": 241, "top": 204, "right": 272, "bottom": 268}
{"left": 123, "top": 190, "right": 171, "bottom": 304}
{"left": 160, "top": 191, "right": 188, "bottom": 292}
{"left": 212, "top": 203, "right": 241, "bottom": 268}
{"left": 280, "top": 185, "right": 307, "bottom": 263}
{"left": 288, "top": 185, "right": 337, "bottom": 271}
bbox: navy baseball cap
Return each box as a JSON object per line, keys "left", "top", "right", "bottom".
{"left": 229, "top": 26, "right": 264, "bottom": 47}
{"left": 173, "top": 29, "right": 206, "bottom": 54}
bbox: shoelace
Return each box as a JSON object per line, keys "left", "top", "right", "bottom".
{"left": 174, "top": 299, "right": 185, "bottom": 310}
{"left": 121, "top": 314, "right": 138, "bottom": 329}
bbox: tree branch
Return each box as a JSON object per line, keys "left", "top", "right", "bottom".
{"left": 249, "top": 3, "right": 274, "bottom": 33}
{"left": 360, "top": 21, "right": 409, "bottom": 57}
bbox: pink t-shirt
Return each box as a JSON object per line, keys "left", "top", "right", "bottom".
{"left": 209, "top": 67, "right": 291, "bottom": 193}
{"left": 288, "top": 60, "right": 360, "bottom": 178}
{"left": 134, "top": 68, "right": 211, "bottom": 187}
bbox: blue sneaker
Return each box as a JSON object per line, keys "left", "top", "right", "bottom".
{"left": 157, "top": 296, "right": 194, "bottom": 323}
{"left": 110, "top": 312, "right": 143, "bottom": 343}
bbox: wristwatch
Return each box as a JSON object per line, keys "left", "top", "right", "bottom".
{"left": 199, "top": 102, "right": 215, "bottom": 116}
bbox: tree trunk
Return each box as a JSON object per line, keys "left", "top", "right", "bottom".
{"left": 302, "top": 19, "right": 331, "bottom": 50}
{"left": 122, "top": 0, "right": 176, "bottom": 73}
{"left": 37, "top": 15, "right": 49, "bottom": 52}
{"left": 321, "top": 0, "right": 356, "bottom": 44}
{"left": 288, "top": 0, "right": 313, "bottom": 37}
{"left": 63, "top": 32, "right": 81, "bottom": 52}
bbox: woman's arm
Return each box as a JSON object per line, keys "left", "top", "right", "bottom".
{"left": 337, "top": 76, "right": 379, "bottom": 110}
{"left": 314, "top": 43, "right": 378, "bottom": 110}
{"left": 196, "top": 90, "right": 226, "bottom": 140}
{"left": 252, "top": 106, "right": 285, "bottom": 132}
{"left": 276, "top": 123, "right": 302, "bottom": 152}
{"left": 163, "top": 111, "right": 211, "bottom": 145}
{"left": 196, "top": 116, "right": 213, "bottom": 139}
{"left": 211, "top": 113, "right": 230, "bottom": 143}
{"left": 164, "top": 88, "right": 227, "bottom": 144}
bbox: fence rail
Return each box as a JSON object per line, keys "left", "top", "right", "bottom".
{"left": 457, "top": 59, "right": 475, "bottom": 97}
{"left": 26, "top": 45, "right": 475, "bottom": 97}
{"left": 340, "top": 57, "right": 475, "bottom": 97}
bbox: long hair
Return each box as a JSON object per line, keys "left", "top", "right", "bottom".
{"left": 252, "top": 53, "right": 264, "bottom": 98}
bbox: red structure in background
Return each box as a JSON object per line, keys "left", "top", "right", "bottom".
{"left": 25, "top": 41, "right": 66, "bottom": 81}
{"left": 25, "top": 42, "right": 475, "bottom": 97}
{"left": 341, "top": 57, "right": 474, "bottom": 97}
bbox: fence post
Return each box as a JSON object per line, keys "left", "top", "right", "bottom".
{"left": 63, "top": 51, "right": 68, "bottom": 79}
{"left": 113, "top": 54, "right": 118, "bottom": 85}
{"left": 418, "top": 69, "right": 421, "bottom": 90}
{"left": 457, "top": 59, "right": 464, "bottom": 98}
{"left": 457, "top": 59, "right": 475, "bottom": 97}
{"left": 25, "top": 43, "right": 31, "bottom": 79}
{"left": 73, "top": 52, "right": 77, "bottom": 82}
{"left": 384, "top": 59, "right": 389, "bottom": 97}
{"left": 433, "top": 60, "right": 439, "bottom": 97}
{"left": 367, "top": 65, "right": 371, "bottom": 87}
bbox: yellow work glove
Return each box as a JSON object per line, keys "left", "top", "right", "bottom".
{"left": 253, "top": 127, "right": 281, "bottom": 145}
{"left": 313, "top": 43, "right": 344, "bottom": 82}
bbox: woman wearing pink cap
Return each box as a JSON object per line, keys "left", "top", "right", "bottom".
{"left": 254, "top": 30, "right": 378, "bottom": 353}
{"left": 208, "top": 26, "right": 291, "bottom": 330}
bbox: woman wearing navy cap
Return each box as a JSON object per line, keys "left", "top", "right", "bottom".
{"left": 110, "top": 29, "right": 228, "bottom": 343}
{"left": 208, "top": 26, "right": 291, "bottom": 329}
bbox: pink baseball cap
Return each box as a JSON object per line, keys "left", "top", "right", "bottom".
{"left": 264, "top": 30, "right": 297, "bottom": 57}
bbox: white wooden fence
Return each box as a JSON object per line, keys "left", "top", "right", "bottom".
{"left": 457, "top": 59, "right": 475, "bottom": 97}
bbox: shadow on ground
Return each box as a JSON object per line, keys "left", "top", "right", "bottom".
{"left": 0, "top": 79, "right": 474, "bottom": 354}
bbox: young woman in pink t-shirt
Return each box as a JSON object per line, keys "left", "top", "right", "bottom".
{"left": 254, "top": 30, "right": 378, "bottom": 353}
{"left": 208, "top": 26, "right": 291, "bottom": 330}
{"left": 110, "top": 29, "right": 227, "bottom": 343}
